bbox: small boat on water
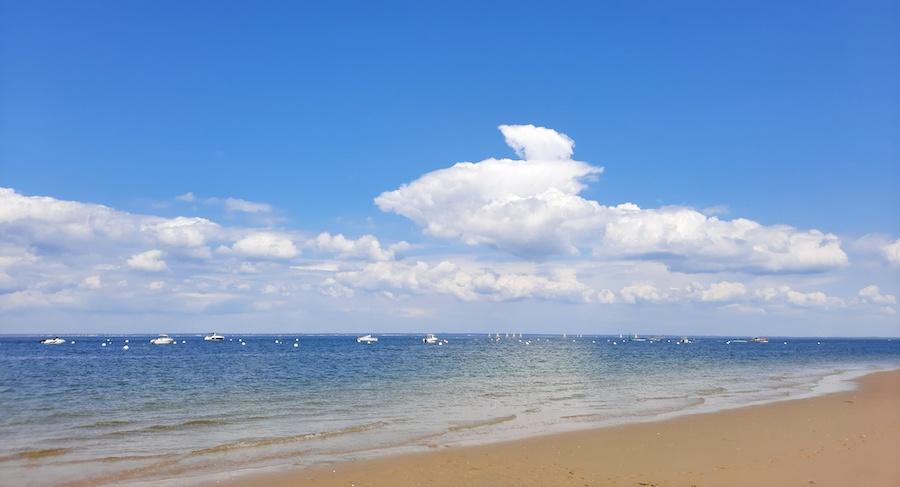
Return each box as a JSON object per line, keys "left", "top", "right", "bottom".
{"left": 356, "top": 334, "right": 378, "bottom": 343}
{"left": 150, "top": 334, "right": 175, "bottom": 345}
{"left": 677, "top": 337, "right": 693, "bottom": 344}
{"left": 423, "top": 333, "right": 440, "bottom": 344}
{"left": 204, "top": 333, "right": 225, "bottom": 341}
{"left": 40, "top": 337, "right": 66, "bottom": 345}
{"left": 629, "top": 334, "right": 646, "bottom": 342}
{"left": 728, "top": 336, "right": 768, "bottom": 344}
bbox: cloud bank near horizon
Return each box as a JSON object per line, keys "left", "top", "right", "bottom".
{"left": 0, "top": 125, "right": 896, "bottom": 334}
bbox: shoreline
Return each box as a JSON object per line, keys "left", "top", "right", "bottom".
{"left": 208, "top": 369, "right": 900, "bottom": 487}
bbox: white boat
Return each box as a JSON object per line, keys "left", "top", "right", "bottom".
{"left": 749, "top": 336, "right": 769, "bottom": 343}
{"left": 204, "top": 333, "right": 225, "bottom": 341}
{"left": 356, "top": 334, "right": 378, "bottom": 343}
{"left": 150, "top": 334, "right": 175, "bottom": 345}
{"left": 422, "top": 333, "right": 439, "bottom": 344}
{"left": 40, "top": 337, "right": 66, "bottom": 345}
{"left": 629, "top": 334, "right": 646, "bottom": 342}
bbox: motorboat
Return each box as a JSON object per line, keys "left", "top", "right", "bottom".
{"left": 677, "top": 337, "right": 693, "bottom": 344}
{"left": 150, "top": 334, "right": 175, "bottom": 345}
{"left": 40, "top": 337, "right": 66, "bottom": 345}
{"left": 356, "top": 334, "right": 378, "bottom": 343}
{"left": 422, "top": 333, "right": 439, "bottom": 344}
{"left": 629, "top": 334, "right": 646, "bottom": 342}
{"left": 204, "top": 333, "right": 225, "bottom": 341}
{"left": 749, "top": 336, "right": 769, "bottom": 343}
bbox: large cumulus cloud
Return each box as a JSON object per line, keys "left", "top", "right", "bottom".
{"left": 375, "top": 125, "right": 604, "bottom": 258}
{"left": 375, "top": 125, "right": 848, "bottom": 273}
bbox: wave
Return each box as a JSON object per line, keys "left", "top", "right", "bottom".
{"left": 447, "top": 414, "right": 517, "bottom": 432}
{"left": 70, "top": 453, "right": 176, "bottom": 464}
{"left": 635, "top": 394, "right": 688, "bottom": 403}
{"left": 695, "top": 386, "right": 727, "bottom": 396}
{"left": 0, "top": 447, "right": 72, "bottom": 462}
{"left": 93, "top": 418, "right": 232, "bottom": 439}
{"left": 560, "top": 413, "right": 601, "bottom": 420}
{"left": 549, "top": 392, "right": 586, "bottom": 401}
{"left": 188, "top": 421, "right": 388, "bottom": 456}
{"left": 140, "top": 418, "right": 230, "bottom": 432}
{"left": 76, "top": 419, "right": 132, "bottom": 429}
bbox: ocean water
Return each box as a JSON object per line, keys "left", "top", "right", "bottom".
{"left": 1, "top": 334, "right": 898, "bottom": 486}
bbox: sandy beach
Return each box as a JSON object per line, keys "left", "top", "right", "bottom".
{"left": 211, "top": 369, "right": 900, "bottom": 487}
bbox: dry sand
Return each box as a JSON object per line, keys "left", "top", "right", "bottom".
{"left": 211, "top": 370, "right": 900, "bottom": 487}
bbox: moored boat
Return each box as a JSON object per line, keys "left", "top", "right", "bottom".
{"left": 150, "top": 334, "right": 175, "bottom": 345}
{"left": 356, "top": 334, "right": 378, "bottom": 343}
{"left": 204, "top": 333, "right": 225, "bottom": 341}
{"left": 40, "top": 337, "right": 66, "bottom": 345}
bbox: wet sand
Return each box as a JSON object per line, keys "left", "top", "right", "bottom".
{"left": 210, "top": 369, "right": 900, "bottom": 487}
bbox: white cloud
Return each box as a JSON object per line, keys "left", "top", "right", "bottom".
{"left": 701, "top": 205, "right": 730, "bottom": 216}
{"left": 858, "top": 285, "right": 897, "bottom": 305}
{"left": 499, "top": 124, "right": 575, "bottom": 160}
{"left": 230, "top": 232, "right": 299, "bottom": 259}
{"left": 375, "top": 126, "right": 603, "bottom": 259}
{"left": 308, "top": 232, "right": 406, "bottom": 262}
{"left": 225, "top": 198, "right": 272, "bottom": 213}
{"left": 127, "top": 250, "right": 168, "bottom": 272}
{"left": 599, "top": 206, "right": 848, "bottom": 273}
{"left": 331, "top": 260, "right": 592, "bottom": 303}
{"left": 0, "top": 187, "right": 140, "bottom": 245}
{"left": 374, "top": 127, "right": 848, "bottom": 273}
{"left": 883, "top": 238, "right": 900, "bottom": 266}
{"left": 754, "top": 285, "right": 845, "bottom": 308}
{"left": 176, "top": 192, "right": 195, "bottom": 202}
{"left": 596, "top": 289, "right": 617, "bottom": 304}
{"left": 143, "top": 217, "right": 219, "bottom": 257}
{"left": 690, "top": 281, "right": 748, "bottom": 302}
{"left": 80, "top": 275, "right": 102, "bottom": 289}
{"left": 619, "top": 283, "right": 671, "bottom": 304}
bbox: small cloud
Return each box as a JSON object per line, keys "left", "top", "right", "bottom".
{"left": 176, "top": 192, "right": 196, "bottom": 202}
{"left": 308, "top": 232, "right": 402, "bottom": 262}
{"left": 202, "top": 196, "right": 272, "bottom": 213}
{"left": 225, "top": 198, "right": 272, "bottom": 213}
{"left": 80, "top": 275, "right": 102, "bottom": 289}
{"left": 755, "top": 285, "right": 845, "bottom": 308}
{"left": 499, "top": 124, "right": 576, "bottom": 161}
{"left": 858, "top": 285, "right": 897, "bottom": 305}
{"left": 694, "top": 281, "right": 747, "bottom": 302}
{"left": 883, "top": 238, "right": 900, "bottom": 266}
{"left": 701, "top": 205, "right": 730, "bottom": 216}
{"left": 127, "top": 250, "right": 168, "bottom": 272}
{"left": 596, "top": 289, "right": 617, "bottom": 304}
{"left": 231, "top": 232, "right": 299, "bottom": 259}
{"left": 619, "top": 283, "right": 670, "bottom": 304}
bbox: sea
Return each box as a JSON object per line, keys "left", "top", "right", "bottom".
{"left": 1, "top": 334, "right": 898, "bottom": 486}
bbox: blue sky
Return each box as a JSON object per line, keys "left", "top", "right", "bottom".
{"left": 1, "top": 1, "right": 898, "bottom": 336}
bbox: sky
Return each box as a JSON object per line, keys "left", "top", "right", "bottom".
{"left": 1, "top": 0, "right": 898, "bottom": 337}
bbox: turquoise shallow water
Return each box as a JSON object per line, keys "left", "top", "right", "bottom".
{"left": 1, "top": 334, "right": 898, "bottom": 486}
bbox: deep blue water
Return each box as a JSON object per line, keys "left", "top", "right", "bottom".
{"left": 1, "top": 334, "right": 898, "bottom": 486}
